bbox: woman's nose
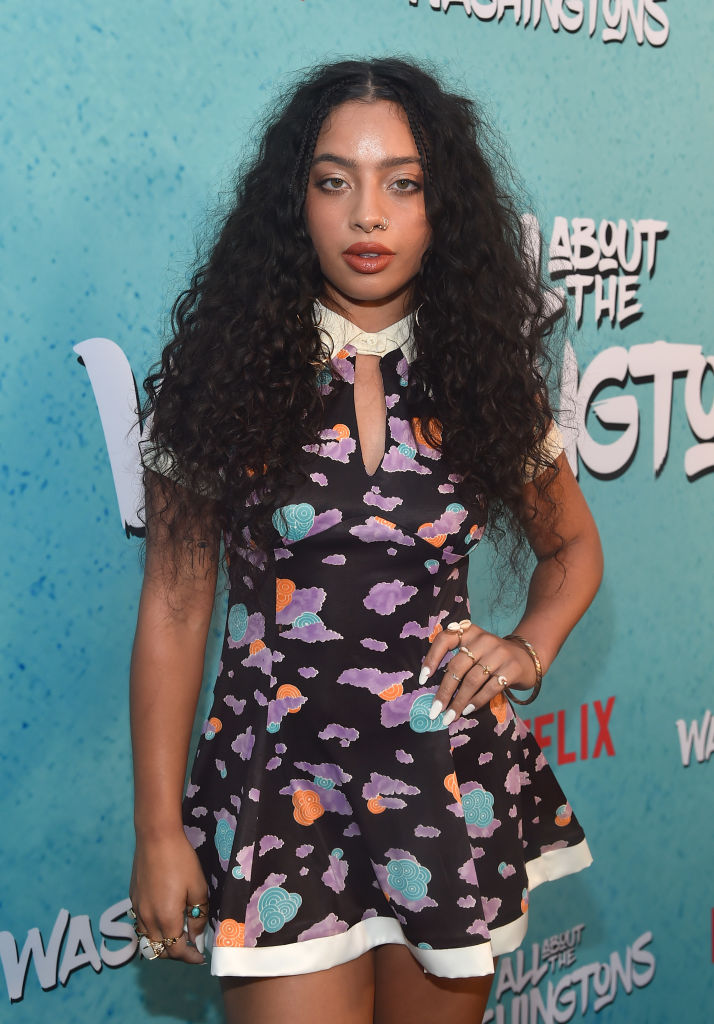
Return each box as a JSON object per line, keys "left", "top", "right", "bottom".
{"left": 349, "top": 186, "right": 388, "bottom": 233}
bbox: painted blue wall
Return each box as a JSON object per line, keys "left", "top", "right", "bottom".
{"left": 2, "top": 2, "right": 712, "bottom": 1021}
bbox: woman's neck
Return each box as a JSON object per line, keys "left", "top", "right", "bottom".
{"left": 318, "top": 285, "right": 413, "bottom": 333}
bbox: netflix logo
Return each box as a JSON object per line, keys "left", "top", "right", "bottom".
{"left": 521, "top": 697, "right": 616, "bottom": 764}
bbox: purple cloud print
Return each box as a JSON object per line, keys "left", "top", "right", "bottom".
{"left": 318, "top": 723, "right": 359, "bottom": 747}
{"left": 278, "top": 779, "right": 353, "bottom": 815}
{"left": 364, "top": 579, "right": 418, "bottom": 615}
{"left": 381, "top": 445, "right": 431, "bottom": 474}
{"left": 259, "top": 835, "right": 284, "bottom": 857}
{"left": 505, "top": 764, "right": 531, "bottom": 795}
{"left": 363, "top": 486, "right": 403, "bottom": 511}
{"left": 414, "top": 824, "right": 441, "bottom": 838}
{"left": 280, "top": 614, "right": 342, "bottom": 643}
{"left": 294, "top": 761, "right": 353, "bottom": 785}
{"left": 303, "top": 435, "right": 356, "bottom": 463}
{"left": 350, "top": 517, "right": 415, "bottom": 546}
{"left": 362, "top": 637, "right": 388, "bottom": 652}
{"left": 276, "top": 586, "right": 326, "bottom": 625}
{"left": 362, "top": 773, "right": 420, "bottom": 800}
{"left": 322, "top": 851, "right": 349, "bottom": 893}
{"left": 337, "top": 667, "right": 412, "bottom": 695}
{"left": 231, "top": 725, "right": 255, "bottom": 761}
{"left": 298, "top": 913, "right": 349, "bottom": 941}
{"left": 184, "top": 826, "right": 206, "bottom": 850}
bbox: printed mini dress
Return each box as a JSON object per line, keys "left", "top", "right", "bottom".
{"left": 178, "top": 302, "right": 592, "bottom": 978}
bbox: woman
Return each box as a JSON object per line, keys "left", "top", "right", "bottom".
{"left": 129, "top": 57, "right": 603, "bottom": 1024}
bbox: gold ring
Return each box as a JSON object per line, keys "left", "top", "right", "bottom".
{"left": 459, "top": 645, "right": 477, "bottom": 662}
{"left": 477, "top": 662, "right": 491, "bottom": 676}
{"left": 187, "top": 902, "right": 209, "bottom": 919}
{"left": 450, "top": 671, "right": 461, "bottom": 682}
{"left": 497, "top": 674, "right": 508, "bottom": 687}
{"left": 139, "top": 935, "right": 164, "bottom": 960}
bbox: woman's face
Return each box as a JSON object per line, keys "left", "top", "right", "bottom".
{"left": 304, "top": 99, "right": 431, "bottom": 323}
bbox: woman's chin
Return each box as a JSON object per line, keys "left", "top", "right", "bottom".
{"left": 322, "top": 275, "right": 415, "bottom": 310}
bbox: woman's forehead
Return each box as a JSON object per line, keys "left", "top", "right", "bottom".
{"left": 314, "top": 99, "right": 417, "bottom": 158}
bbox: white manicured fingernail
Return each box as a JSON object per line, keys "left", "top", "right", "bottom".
{"left": 418, "top": 666, "right": 432, "bottom": 686}
{"left": 442, "top": 708, "right": 456, "bottom": 726}
{"left": 428, "top": 699, "right": 443, "bottom": 720}
{"left": 462, "top": 703, "right": 475, "bottom": 716}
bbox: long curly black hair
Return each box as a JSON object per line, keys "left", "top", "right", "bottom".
{"left": 141, "top": 56, "right": 565, "bottom": 596}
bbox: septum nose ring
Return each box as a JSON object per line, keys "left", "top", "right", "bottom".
{"left": 365, "top": 217, "right": 389, "bottom": 233}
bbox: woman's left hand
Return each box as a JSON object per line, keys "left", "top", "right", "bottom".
{"left": 419, "top": 621, "right": 537, "bottom": 725}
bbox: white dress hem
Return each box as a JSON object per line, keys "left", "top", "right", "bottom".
{"left": 207, "top": 839, "right": 593, "bottom": 979}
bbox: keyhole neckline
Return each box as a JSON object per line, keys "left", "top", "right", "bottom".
{"left": 352, "top": 352, "right": 389, "bottom": 478}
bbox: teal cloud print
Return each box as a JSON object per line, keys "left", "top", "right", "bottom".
{"left": 313, "top": 775, "right": 335, "bottom": 790}
{"left": 228, "top": 602, "right": 248, "bottom": 642}
{"left": 258, "top": 885, "right": 302, "bottom": 933}
{"left": 272, "top": 503, "right": 315, "bottom": 542}
{"left": 461, "top": 788, "right": 494, "bottom": 827}
{"left": 409, "top": 693, "right": 448, "bottom": 732}
{"left": 215, "top": 819, "right": 235, "bottom": 863}
{"left": 386, "top": 858, "right": 432, "bottom": 901}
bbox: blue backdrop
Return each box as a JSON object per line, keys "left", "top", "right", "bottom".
{"left": 2, "top": 2, "right": 712, "bottom": 1022}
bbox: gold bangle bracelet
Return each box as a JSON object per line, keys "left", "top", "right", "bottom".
{"left": 503, "top": 633, "right": 542, "bottom": 705}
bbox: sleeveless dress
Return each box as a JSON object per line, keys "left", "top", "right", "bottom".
{"left": 175, "top": 305, "right": 592, "bottom": 978}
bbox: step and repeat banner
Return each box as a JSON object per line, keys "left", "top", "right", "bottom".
{"left": 2, "top": 2, "right": 712, "bottom": 1022}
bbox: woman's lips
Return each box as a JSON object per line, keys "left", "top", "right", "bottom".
{"left": 341, "top": 244, "right": 395, "bottom": 275}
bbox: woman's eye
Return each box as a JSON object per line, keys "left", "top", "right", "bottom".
{"left": 320, "top": 177, "right": 346, "bottom": 191}
{"left": 391, "top": 178, "right": 419, "bottom": 192}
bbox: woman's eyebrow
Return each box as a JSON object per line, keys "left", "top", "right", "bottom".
{"left": 311, "top": 152, "right": 423, "bottom": 170}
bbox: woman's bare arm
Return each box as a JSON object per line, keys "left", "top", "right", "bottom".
{"left": 129, "top": 471, "right": 221, "bottom": 962}
{"left": 509, "top": 452, "right": 604, "bottom": 681}
{"left": 420, "top": 453, "right": 603, "bottom": 717}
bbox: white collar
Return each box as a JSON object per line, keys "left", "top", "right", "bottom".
{"left": 313, "top": 300, "right": 416, "bottom": 363}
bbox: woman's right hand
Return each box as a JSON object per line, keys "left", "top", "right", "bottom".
{"left": 129, "top": 828, "right": 209, "bottom": 964}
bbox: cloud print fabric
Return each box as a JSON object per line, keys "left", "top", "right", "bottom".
{"left": 181, "top": 312, "right": 592, "bottom": 979}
